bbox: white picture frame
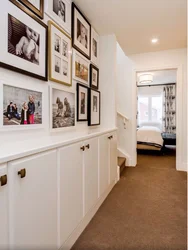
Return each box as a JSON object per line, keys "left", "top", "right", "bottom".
{"left": 91, "top": 27, "right": 99, "bottom": 66}
{"left": 45, "top": 0, "right": 71, "bottom": 35}
{"left": 50, "top": 85, "right": 76, "bottom": 131}
{"left": 72, "top": 49, "right": 90, "bottom": 86}
{"left": 0, "top": 0, "right": 48, "bottom": 81}
{"left": 0, "top": 81, "right": 44, "bottom": 131}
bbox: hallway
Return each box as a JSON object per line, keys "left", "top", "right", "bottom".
{"left": 72, "top": 153, "right": 187, "bottom": 250}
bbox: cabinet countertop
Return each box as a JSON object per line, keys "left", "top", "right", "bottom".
{"left": 0, "top": 128, "right": 117, "bottom": 164}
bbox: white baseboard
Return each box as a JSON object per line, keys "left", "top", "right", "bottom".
{"left": 117, "top": 148, "right": 131, "bottom": 166}
{"left": 60, "top": 181, "right": 116, "bottom": 250}
{"left": 177, "top": 162, "right": 188, "bottom": 172}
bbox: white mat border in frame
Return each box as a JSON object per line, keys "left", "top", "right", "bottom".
{"left": 91, "top": 27, "right": 100, "bottom": 67}
{"left": 49, "top": 83, "right": 76, "bottom": 132}
{"left": 72, "top": 49, "right": 90, "bottom": 86}
{"left": 0, "top": 80, "right": 45, "bottom": 131}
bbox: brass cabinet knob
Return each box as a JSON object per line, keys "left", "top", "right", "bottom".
{"left": 0, "top": 175, "right": 7, "bottom": 186}
{"left": 18, "top": 168, "right": 26, "bottom": 178}
{"left": 80, "top": 146, "right": 85, "bottom": 151}
{"left": 85, "top": 144, "right": 90, "bottom": 149}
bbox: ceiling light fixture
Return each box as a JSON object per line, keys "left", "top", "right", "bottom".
{"left": 151, "top": 38, "right": 159, "bottom": 44}
{"left": 139, "top": 74, "right": 153, "bottom": 84}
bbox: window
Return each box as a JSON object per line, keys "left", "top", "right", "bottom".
{"left": 138, "top": 95, "right": 162, "bottom": 124}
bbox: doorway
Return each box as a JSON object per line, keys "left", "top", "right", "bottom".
{"left": 134, "top": 66, "right": 183, "bottom": 170}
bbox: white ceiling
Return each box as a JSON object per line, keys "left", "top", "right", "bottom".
{"left": 74, "top": 0, "right": 187, "bottom": 55}
{"left": 137, "top": 69, "right": 177, "bottom": 85}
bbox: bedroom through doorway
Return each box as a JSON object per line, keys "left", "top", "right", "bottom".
{"left": 136, "top": 69, "right": 177, "bottom": 168}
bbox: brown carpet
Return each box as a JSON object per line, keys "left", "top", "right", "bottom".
{"left": 72, "top": 152, "right": 187, "bottom": 250}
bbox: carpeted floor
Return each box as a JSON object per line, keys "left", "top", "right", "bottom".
{"left": 72, "top": 151, "right": 187, "bottom": 250}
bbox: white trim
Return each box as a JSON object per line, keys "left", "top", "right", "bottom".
{"left": 117, "top": 111, "right": 129, "bottom": 121}
{"left": 60, "top": 181, "right": 115, "bottom": 250}
{"left": 134, "top": 64, "right": 183, "bottom": 171}
{"left": 117, "top": 148, "right": 132, "bottom": 166}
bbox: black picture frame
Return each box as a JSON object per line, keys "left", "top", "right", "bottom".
{"left": 88, "top": 88, "right": 100, "bottom": 126}
{"left": 77, "top": 83, "right": 89, "bottom": 122}
{"left": 2, "top": 0, "right": 48, "bottom": 81}
{"left": 71, "top": 2, "right": 91, "bottom": 60}
{"left": 90, "top": 64, "right": 99, "bottom": 89}
{"left": 18, "top": 0, "right": 44, "bottom": 19}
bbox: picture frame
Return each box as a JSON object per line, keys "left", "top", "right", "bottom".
{"left": 90, "top": 64, "right": 99, "bottom": 89}
{"left": 91, "top": 27, "right": 99, "bottom": 66}
{"left": 45, "top": 0, "right": 71, "bottom": 35}
{"left": 18, "top": 0, "right": 44, "bottom": 19}
{"left": 77, "top": 83, "right": 88, "bottom": 121}
{"left": 88, "top": 88, "right": 100, "bottom": 126}
{"left": 1, "top": 81, "right": 44, "bottom": 130}
{"left": 48, "top": 20, "right": 72, "bottom": 86}
{"left": 72, "top": 3, "right": 91, "bottom": 60}
{"left": 50, "top": 85, "right": 76, "bottom": 131}
{"left": 72, "top": 49, "right": 90, "bottom": 86}
{"left": 0, "top": 0, "right": 48, "bottom": 81}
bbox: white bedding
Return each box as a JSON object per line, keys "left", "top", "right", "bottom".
{"left": 137, "top": 126, "right": 164, "bottom": 148}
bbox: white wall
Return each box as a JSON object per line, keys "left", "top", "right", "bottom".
{"left": 0, "top": 6, "right": 117, "bottom": 147}
{"left": 116, "top": 43, "right": 137, "bottom": 166}
{"left": 130, "top": 48, "right": 187, "bottom": 171}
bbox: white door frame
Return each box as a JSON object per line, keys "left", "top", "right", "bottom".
{"left": 133, "top": 64, "right": 183, "bottom": 171}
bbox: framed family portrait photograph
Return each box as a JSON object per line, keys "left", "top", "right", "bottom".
{"left": 88, "top": 89, "right": 100, "bottom": 126}
{"left": 72, "top": 3, "right": 91, "bottom": 60}
{"left": 91, "top": 27, "right": 99, "bottom": 66}
{"left": 50, "top": 86, "right": 75, "bottom": 131}
{"left": 48, "top": 21, "right": 72, "bottom": 86}
{"left": 73, "top": 49, "right": 90, "bottom": 86}
{"left": 77, "top": 83, "right": 88, "bottom": 121}
{"left": 45, "top": 0, "right": 71, "bottom": 34}
{"left": 2, "top": 84, "right": 42, "bottom": 127}
{"left": 18, "top": 0, "right": 44, "bottom": 19}
{"left": 0, "top": 0, "right": 48, "bottom": 81}
{"left": 90, "top": 64, "right": 99, "bottom": 89}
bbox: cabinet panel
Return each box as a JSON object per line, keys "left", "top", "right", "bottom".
{"left": 59, "top": 142, "right": 84, "bottom": 246}
{"left": 0, "top": 164, "right": 8, "bottom": 247}
{"left": 84, "top": 138, "right": 98, "bottom": 215}
{"left": 110, "top": 132, "right": 117, "bottom": 184}
{"left": 99, "top": 134, "right": 109, "bottom": 197}
{"left": 8, "top": 150, "right": 58, "bottom": 249}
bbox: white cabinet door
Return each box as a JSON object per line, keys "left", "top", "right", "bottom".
{"left": 58, "top": 142, "right": 84, "bottom": 247}
{"left": 0, "top": 164, "right": 8, "bottom": 247}
{"left": 99, "top": 134, "right": 109, "bottom": 197}
{"left": 8, "top": 150, "right": 58, "bottom": 249}
{"left": 109, "top": 132, "right": 117, "bottom": 184}
{"left": 84, "top": 138, "right": 98, "bottom": 215}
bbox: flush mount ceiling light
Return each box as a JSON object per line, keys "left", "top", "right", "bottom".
{"left": 151, "top": 38, "right": 159, "bottom": 44}
{"left": 139, "top": 74, "right": 153, "bottom": 84}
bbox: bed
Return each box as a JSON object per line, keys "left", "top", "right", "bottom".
{"left": 137, "top": 126, "right": 164, "bottom": 151}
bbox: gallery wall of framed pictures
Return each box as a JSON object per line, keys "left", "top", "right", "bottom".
{"left": 0, "top": 0, "right": 101, "bottom": 132}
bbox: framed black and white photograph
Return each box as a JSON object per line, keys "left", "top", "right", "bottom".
{"left": 0, "top": 0, "right": 48, "bottom": 81}
{"left": 18, "top": 0, "right": 44, "bottom": 19}
{"left": 2, "top": 84, "right": 42, "bottom": 127}
{"left": 72, "top": 3, "right": 91, "bottom": 60}
{"left": 48, "top": 21, "right": 72, "bottom": 86}
{"left": 45, "top": 0, "right": 71, "bottom": 35}
{"left": 50, "top": 86, "right": 75, "bottom": 131}
{"left": 88, "top": 89, "right": 100, "bottom": 126}
{"left": 77, "top": 83, "right": 88, "bottom": 121}
{"left": 73, "top": 49, "right": 90, "bottom": 86}
{"left": 90, "top": 64, "right": 99, "bottom": 89}
{"left": 91, "top": 27, "right": 99, "bottom": 66}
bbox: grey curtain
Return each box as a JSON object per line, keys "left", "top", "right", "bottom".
{"left": 162, "top": 85, "right": 176, "bottom": 134}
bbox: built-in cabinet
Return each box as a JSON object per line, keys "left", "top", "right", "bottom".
{"left": 0, "top": 164, "right": 8, "bottom": 247}
{"left": 8, "top": 150, "right": 58, "bottom": 249}
{"left": 0, "top": 130, "right": 117, "bottom": 250}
